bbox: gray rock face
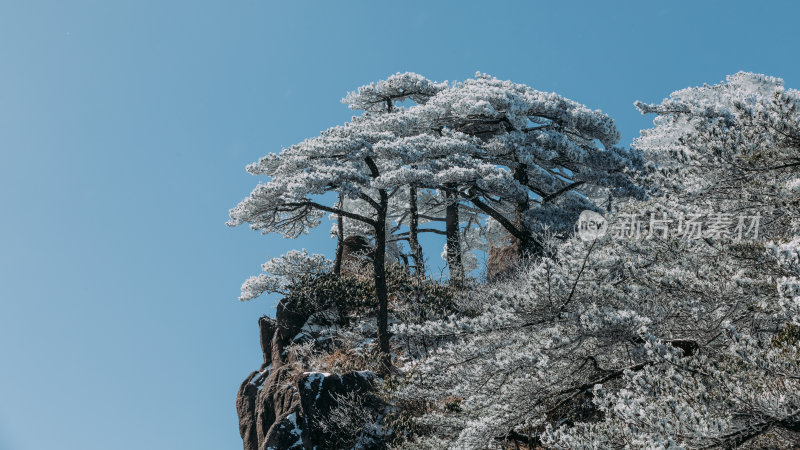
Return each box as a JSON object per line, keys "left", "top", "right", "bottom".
{"left": 236, "top": 371, "right": 264, "bottom": 450}
{"left": 297, "top": 371, "right": 376, "bottom": 446}
{"left": 256, "top": 366, "right": 298, "bottom": 448}
{"left": 262, "top": 410, "right": 304, "bottom": 450}
{"left": 236, "top": 297, "right": 378, "bottom": 450}
{"left": 486, "top": 239, "right": 521, "bottom": 282}
{"left": 258, "top": 317, "right": 276, "bottom": 370}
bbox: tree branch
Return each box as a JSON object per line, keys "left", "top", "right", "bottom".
{"left": 394, "top": 228, "right": 447, "bottom": 236}
{"left": 543, "top": 181, "right": 586, "bottom": 203}
{"left": 465, "top": 189, "right": 542, "bottom": 254}
{"left": 286, "top": 201, "right": 376, "bottom": 226}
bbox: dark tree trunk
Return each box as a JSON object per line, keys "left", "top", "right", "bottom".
{"left": 373, "top": 188, "right": 391, "bottom": 372}
{"left": 408, "top": 186, "right": 424, "bottom": 277}
{"left": 511, "top": 162, "right": 531, "bottom": 261}
{"left": 513, "top": 161, "right": 529, "bottom": 229}
{"left": 445, "top": 187, "right": 464, "bottom": 286}
{"left": 363, "top": 153, "right": 391, "bottom": 372}
{"left": 333, "top": 194, "right": 344, "bottom": 275}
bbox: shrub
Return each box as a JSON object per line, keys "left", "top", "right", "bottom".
{"left": 284, "top": 272, "right": 375, "bottom": 325}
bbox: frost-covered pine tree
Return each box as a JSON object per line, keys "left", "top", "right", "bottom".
{"left": 635, "top": 71, "right": 800, "bottom": 238}
{"left": 341, "top": 73, "right": 447, "bottom": 278}
{"left": 420, "top": 73, "right": 647, "bottom": 256}
{"left": 230, "top": 72, "right": 463, "bottom": 368}
{"left": 228, "top": 117, "right": 404, "bottom": 368}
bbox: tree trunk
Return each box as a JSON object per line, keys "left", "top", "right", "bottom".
{"left": 373, "top": 188, "right": 391, "bottom": 372}
{"left": 512, "top": 162, "right": 531, "bottom": 261}
{"left": 333, "top": 194, "right": 344, "bottom": 275}
{"left": 513, "top": 161, "right": 529, "bottom": 229}
{"left": 408, "top": 186, "right": 424, "bottom": 277}
{"left": 445, "top": 187, "right": 464, "bottom": 286}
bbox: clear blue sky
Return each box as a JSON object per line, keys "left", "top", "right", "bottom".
{"left": 1, "top": 1, "right": 798, "bottom": 449}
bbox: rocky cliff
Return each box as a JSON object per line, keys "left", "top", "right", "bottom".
{"left": 236, "top": 299, "right": 378, "bottom": 450}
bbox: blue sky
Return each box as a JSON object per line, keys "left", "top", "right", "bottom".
{"left": 1, "top": 1, "right": 798, "bottom": 449}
